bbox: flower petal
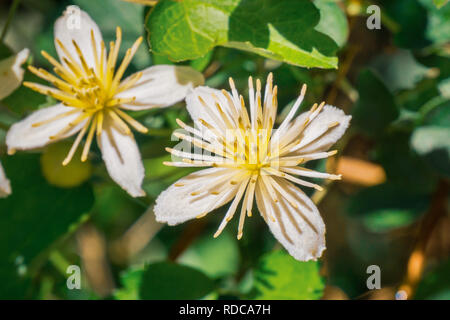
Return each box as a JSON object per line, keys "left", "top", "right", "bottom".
{"left": 98, "top": 118, "right": 145, "bottom": 198}
{"left": 0, "top": 48, "right": 29, "bottom": 99}
{"left": 154, "top": 168, "right": 239, "bottom": 225}
{"left": 185, "top": 86, "right": 238, "bottom": 131}
{"left": 0, "top": 161, "right": 11, "bottom": 198}
{"left": 117, "top": 65, "right": 204, "bottom": 110}
{"left": 54, "top": 5, "right": 103, "bottom": 70}
{"left": 294, "top": 105, "right": 351, "bottom": 154}
{"left": 255, "top": 177, "right": 326, "bottom": 261}
{"left": 6, "top": 104, "right": 86, "bottom": 152}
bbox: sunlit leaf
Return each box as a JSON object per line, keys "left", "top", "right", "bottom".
{"left": 145, "top": 0, "right": 339, "bottom": 68}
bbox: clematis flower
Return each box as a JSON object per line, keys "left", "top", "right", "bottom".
{"left": 0, "top": 48, "right": 30, "bottom": 197}
{"left": 154, "top": 74, "right": 351, "bottom": 261}
{"left": 5, "top": 6, "right": 204, "bottom": 197}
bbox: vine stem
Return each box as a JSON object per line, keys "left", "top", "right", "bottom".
{"left": 0, "top": 0, "right": 21, "bottom": 43}
{"left": 326, "top": 45, "right": 360, "bottom": 106}
{"left": 168, "top": 219, "right": 207, "bottom": 261}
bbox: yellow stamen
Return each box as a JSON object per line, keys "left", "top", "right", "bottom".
{"left": 114, "top": 108, "right": 148, "bottom": 133}
{"left": 81, "top": 115, "right": 97, "bottom": 162}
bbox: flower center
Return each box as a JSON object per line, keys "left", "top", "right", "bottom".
{"left": 27, "top": 27, "right": 142, "bottom": 113}
{"left": 229, "top": 128, "right": 271, "bottom": 174}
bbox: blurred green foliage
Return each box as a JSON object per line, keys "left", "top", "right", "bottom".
{"left": 0, "top": 0, "right": 448, "bottom": 300}
{"left": 0, "top": 154, "right": 93, "bottom": 299}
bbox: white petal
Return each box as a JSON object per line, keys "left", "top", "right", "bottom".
{"left": 54, "top": 5, "right": 103, "bottom": 70}
{"left": 154, "top": 168, "right": 239, "bottom": 226}
{"left": 6, "top": 104, "right": 86, "bottom": 152}
{"left": 117, "top": 65, "right": 204, "bottom": 110}
{"left": 185, "top": 86, "right": 238, "bottom": 133}
{"left": 0, "top": 48, "right": 29, "bottom": 99}
{"left": 293, "top": 105, "right": 351, "bottom": 154}
{"left": 98, "top": 118, "right": 145, "bottom": 198}
{"left": 255, "top": 177, "right": 326, "bottom": 261}
{"left": 0, "top": 161, "right": 11, "bottom": 198}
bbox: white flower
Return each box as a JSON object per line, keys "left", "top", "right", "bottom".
{"left": 0, "top": 48, "right": 30, "bottom": 197}
{"left": 5, "top": 6, "right": 204, "bottom": 197}
{"left": 154, "top": 74, "right": 351, "bottom": 261}
{"left": 0, "top": 48, "right": 29, "bottom": 100}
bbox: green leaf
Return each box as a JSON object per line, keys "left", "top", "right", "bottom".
{"left": 313, "top": 0, "right": 349, "bottom": 48}
{"left": 189, "top": 51, "right": 214, "bottom": 72}
{"left": 0, "top": 154, "right": 94, "bottom": 298}
{"left": 352, "top": 69, "right": 399, "bottom": 137}
{"left": 347, "top": 183, "right": 430, "bottom": 232}
{"left": 139, "top": 262, "right": 214, "bottom": 299}
{"left": 251, "top": 250, "right": 324, "bottom": 299}
{"left": 152, "top": 50, "right": 213, "bottom": 72}
{"left": 146, "top": 0, "right": 339, "bottom": 69}
{"left": 179, "top": 231, "right": 240, "bottom": 278}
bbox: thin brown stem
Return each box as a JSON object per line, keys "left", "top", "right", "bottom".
{"left": 168, "top": 219, "right": 208, "bottom": 261}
